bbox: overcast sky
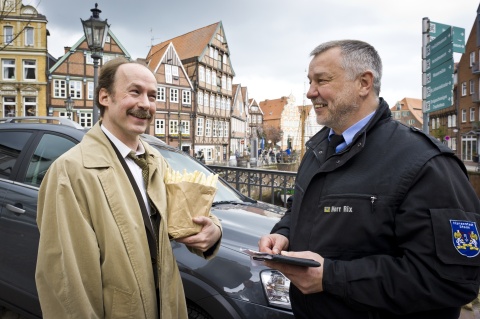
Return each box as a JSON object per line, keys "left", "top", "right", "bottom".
{"left": 31, "top": 0, "right": 478, "bottom": 107}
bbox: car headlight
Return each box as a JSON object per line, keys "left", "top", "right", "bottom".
{"left": 260, "top": 270, "right": 291, "bottom": 310}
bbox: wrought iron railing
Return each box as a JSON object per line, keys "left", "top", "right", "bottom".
{"left": 209, "top": 165, "right": 296, "bottom": 207}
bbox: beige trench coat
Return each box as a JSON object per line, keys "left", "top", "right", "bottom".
{"left": 36, "top": 124, "right": 221, "bottom": 318}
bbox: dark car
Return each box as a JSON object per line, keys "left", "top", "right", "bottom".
{"left": 0, "top": 117, "right": 293, "bottom": 319}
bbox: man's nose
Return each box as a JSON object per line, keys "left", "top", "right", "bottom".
{"left": 306, "top": 84, "right": 317, "bottom": 99}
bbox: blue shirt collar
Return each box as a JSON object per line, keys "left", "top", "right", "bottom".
{"left": 328, "top": 111, "right": 375, "bottom": 152}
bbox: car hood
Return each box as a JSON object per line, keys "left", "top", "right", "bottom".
{"left": 211, "top": 201, "right": 285, "bottom": 252}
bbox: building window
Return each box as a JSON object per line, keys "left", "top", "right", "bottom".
{"left": 206, "top": 69, "right": 211, "bottom": 84}
{"left": 170, "top": 88, "right": 178, "bottom": 103}
{"left": 451, "top": 137, "right": 456, "bottom": 151}
{"left": 452, "top": 114, "right": 456, "bottom": 126}
{"left": 182, "top": 90, "right": 191, "bottom": 105}
{"left": 212, "top": 71, "right": 216, "bottom": 85}
{"left": 53, "top": 79, "right": 66, "bottom": 98}
{"left": 226, "top": 99, "right": 231, "bottom": 110}
{"left": 218, "top": 121, "right": 224, "bottom": 137}
{"left": 432, "top": 117, "right": 436, "bottom": 129}
{"left": 227, "top": 77, "right": 232, "bottom": 91}
{"left": 436, "top": 118, "right": 440, "bottom": 128}
{"left": 197, "top": 117, "right": 204, "bottom": 136}
{"left": 69, "top": 81, "right": 82, "bottom": 99}
{"left": 213, "top": 120, "right": 217, "bottom": 137}
{"left": 165, "top": 64, "right": 172, "bottom": 83}
{"left": 4, "top": 96, "right": 15, "bottom": 117}
{"left": 87, "top": 82, "right": 94, "bottom": 100}
{"left": 470, "top": 51, "right": 476, "bottom": 67}
{"left": 180, "top": 120, "right": 190, "bottom": 135}
{"left": 157, "top": 86, "right": 165, "bottom": 101}
{"left": 221, "top": 97, "right": 225, "bottom": 109}
{"left": 447, "top": 115, "right": 452, "bottom": 127}
{"left": 25, "top": 27, "right": 34, "bottom": 46}
{"left": 204, "top": 93, "right": 209, "bottom": 107}
{"left": 209, "top": 47, "right": 214, "bottom": 58}
{"left": 197, "top": 91, "right": 203, "bottom": 105}
{"left": 199, "top": 66, "right": 205, "bottom": 82}
{"left": 210, "top": 95, "right": 215, "bottom": 108}
{"left": 24, "top": 97, "right": 36, "bottom": 116}
{"left": 205, "top": 119, "right": 212, "bottom": 137}
{"left": 78, "top": 112, "right": 93, "bottom": 128}
{"left": 224, "top": 121, "right": 229, "bottom": 137}
{"left": 2, "top": 59, "right": 15, "bottom": 80}
{"left": 4, "top": 26, "right": 13, "bottom": 44}
{"left": 172, "top": 65, "right": 179, "bottom": 78}
{"left": 215, "top": 96, "right": 220, "bottom": 109}
{"left": 471, "top": 107, "right": 476, "bottom": 121}
{"left": 169, "top": 120, "right": 179, "bottom": 135}
{"left": 462, "top": 82, "right": 467, "bottom": 96}
{"left": 462, "top": 109, "right": 467, "bottom": 122}
{"left": 222, "top": 75, "right": 226, "bottom": 89}
{"left": 471, "top": 80, "right": 475, "bottom": 95}
{"left": 154, "top": 119, "right": 165, "bottom": 135}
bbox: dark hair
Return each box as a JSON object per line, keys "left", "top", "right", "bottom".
{"left": 95, "top": 57, "right": 132, "bottom": 116}
{"left": 310, "top": 40, "right": 383, "bottom": 96}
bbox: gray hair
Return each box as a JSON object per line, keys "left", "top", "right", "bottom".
{"left": 310, "top": 40, "right": 382, "bottom": 96}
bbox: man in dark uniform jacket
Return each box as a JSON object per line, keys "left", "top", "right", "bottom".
{"left": 259, "top": 40, "right": 480, "bottom": 319}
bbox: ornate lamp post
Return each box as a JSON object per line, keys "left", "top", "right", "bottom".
{"left": 81, "top": 3, "right": 110, "bottom": 124}
{"left": 64, "top": 97, "right": 75, "bottom": 120}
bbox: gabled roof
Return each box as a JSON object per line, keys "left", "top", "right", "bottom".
{"left": 259, "top": 96, "right": 290, "bottom": 120}
{"left": 148, "top": 22, "right": 220, "bottom": 62}
{"left": 248, "top": 98, "right": 264, "bottom": 115}
{"left": 49, "top": 29, "right": 131, "bottom": 73}
{"left": 145, "top": 42, "right": 193, "bottom": 89}
{"left": 391, "top": 97, "right": 423, "bottom": 124}
{"left": 147, "top": 21, "right": 235, "bottom": 76}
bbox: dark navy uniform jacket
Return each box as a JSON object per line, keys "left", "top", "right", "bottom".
{"left": 272, "top": 99, "right": 480, "bottom": 319}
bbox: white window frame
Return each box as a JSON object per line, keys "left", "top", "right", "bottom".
{"left": 224, "top": 121, "right": 229, "bottom": 138}
{"left": 462, "top": 82, "right": 467, "bottom": 96}
{"left": 206, "top": 69, "right": 211, "bottom": 84}
{"left": 180, "top": 120, "right": 190, "bottom": 135}
{"left": 3, "top": 96, "right": 15, "bottom": 117}
{"left": 462, "top": 109, "right": 467, "bottom": 123}
{"left": 170, "top": 88, "right": 178, "bottom": 103}
{"left": 197, "top": 91, "right": 203, "bottom": 105}
{"left": 227, "top": 77, "right": 232, "bottom": 91}
{"left": 2, "top": 59, "right": 15, "bottom": 80}
{"left": 165, "top": 64, "right": 172, "bottom": 83}
{"left": 218, "top": 121, "right": 224, "bottom": 137}
{"left": 87, "top": 82, "right": 94, "bottom": 100}
{"left": 53, "top": 79, "right": 66, "bottom": 98}
{"left": 172, "top": 65, "right": 179, "bottom": 77}
{"left": 69, "top": 80, "right": 82, "bottom": 99}
{"left": 215, "top": 96, "right": 220, "bottom": 109}
{"left": 205, "top": 119, "right": 212, "bottom": 137}
{"left": 221, "top": 97, "right": 225, "bottom": 109}
{"left": 154, "top": 119, "right": 165, "bottom": 135}
{"left": 199, "top": 66, "right": 205, "bottom": 82}
{"left": 157, "top": 86, "right": 165, "bottom": 101}
{"left": 169, "top": 120, "right": 179, "bottom": 135}
{"left": 197, "top": 117, "right": 204, "bottom": 136}
{"left": 182, "top": 90, "right": 191, "bottom": 105}
{"left": 210, "top": 95, "right": 215, "bottom": 108}
{"left": 471, "top": 80, "right": 475, "bottom": 94}
{"left": 23, "top": 60, "right": 36, "bottom": 80}
{"left": 470, "top": 107, "right": 476, "bottom": 121}
{"left": 4, "top": 26, "right": 13, "bottom": 44}
{"left": 226, "top": 99, "right": 231, "bottom": 111}
{"left": 25, "top": 27, "right": 34, "bottom": 46}
{"left": 78, "top": 112, "right": 93, "bottom": 128}
{"left": 222, "top": 75, "right": 226, "bottom": 89}
{"left": 213, "top": 120, "right": 217, "bottom": 137}
{"left": 24, "top": 96, "right": 36, "bottom": 116}
{"left": 204, "top": 93, "right": 209, "bottom": 107}
{"left": 470, "top": 51, "right": 476, "bottom": 67}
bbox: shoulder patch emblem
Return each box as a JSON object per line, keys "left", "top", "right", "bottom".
{"left": 451, "top": 220, "right": 480, "bottom": 258}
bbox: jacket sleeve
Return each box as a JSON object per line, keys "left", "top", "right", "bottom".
{"left": 35, "top": 161, "right": 103, "bottom": 318}
{"left": 323, "top": 155, "right": 480, "bottom": 314}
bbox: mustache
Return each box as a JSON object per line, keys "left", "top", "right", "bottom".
{"left": 127, "top": 109, "right": 152, "bottom": 119}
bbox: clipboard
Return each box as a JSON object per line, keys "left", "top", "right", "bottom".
{"left": 252, "top": 252, "right": 321, "bottom": 267}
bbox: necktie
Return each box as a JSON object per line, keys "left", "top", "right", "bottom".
{"left": 326, "top": 134, "right": 344, "bottom": 158}
{"left": 128, "top": 151, "right": 149, "bottom": 188}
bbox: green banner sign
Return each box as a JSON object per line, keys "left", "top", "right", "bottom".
{"left": 430, "top": 21, "right": 465, "bottom": 53}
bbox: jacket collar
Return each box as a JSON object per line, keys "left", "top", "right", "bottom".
{"left": 80, "top": 122, "right": 159, "bottom": 169}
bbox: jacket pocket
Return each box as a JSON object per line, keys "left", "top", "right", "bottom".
{"left": 111, "top": 287, "right": 135, "bottom": 318}
{"left": 430, "top": 208, "right": 480, "bottom": 282}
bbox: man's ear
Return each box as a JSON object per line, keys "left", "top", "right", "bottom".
{"left": 358, "top": 71, "right": 374, "bottom": 97}
{"left": 98, "top": 88, "right": 110, "bottom": 108}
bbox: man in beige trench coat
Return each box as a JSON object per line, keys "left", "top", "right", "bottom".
{"left": 35, "top": 57, "right": 222, "bottom": 318}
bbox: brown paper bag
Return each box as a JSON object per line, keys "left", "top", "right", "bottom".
{"left": 166, "top": 181, "right": 217, "bottom": 239}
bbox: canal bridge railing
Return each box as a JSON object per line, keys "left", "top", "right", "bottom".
{"left": 208, "top": 165, "right": 297, "bottom": 207}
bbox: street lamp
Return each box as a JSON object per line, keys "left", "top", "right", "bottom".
{"left": 64, "top": 97, "right": 75, "bottom": 120}
{"left": 81, "top": 3, "right": 110, "bottom": 124}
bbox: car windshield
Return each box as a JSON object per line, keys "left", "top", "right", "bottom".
{"left": 152, "top": 146, "right": 245, "bottom": 203}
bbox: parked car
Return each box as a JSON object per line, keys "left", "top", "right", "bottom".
{"left": 0, "top": 117, "right": 293, "bottom": 319}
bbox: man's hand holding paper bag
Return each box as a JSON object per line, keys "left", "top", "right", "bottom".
{"left": 165, "top": 168, "right": 222, "bottom": 254}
